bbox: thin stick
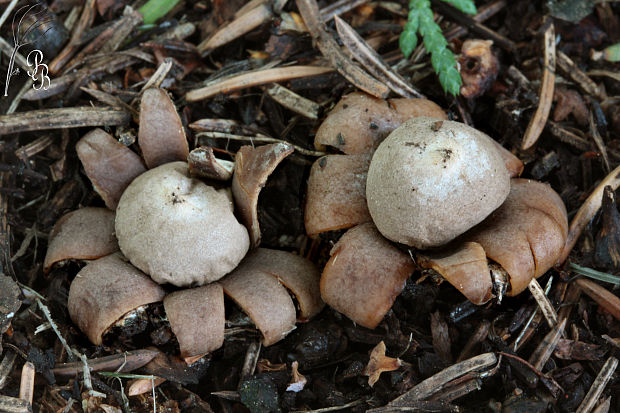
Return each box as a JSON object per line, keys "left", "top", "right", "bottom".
{"left": 528, "top": 318, "right": 566, "bottom": 371}
{"left": 576, "top": 357, "right": 618, "bottom": 413}
{"left": 196, "top": 131, "right": 327, "bottom": 157}
{"left": 186, "top": 66, "right": 333, "bottom": 102}
{"left": 0, "top": 107, "right": 130, "bottom": 135}
{"left": 522, "top": 19, "right": 555, "bottom": 150}
{"left": 527, "top": 278, "right": 559, "bottom": 329}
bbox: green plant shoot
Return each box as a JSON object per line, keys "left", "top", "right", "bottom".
{"left": 399, "top": 0, "right": 477, "bottom": 96}
{"left": 138, "top": 0, "right": 181, "bottom": 25}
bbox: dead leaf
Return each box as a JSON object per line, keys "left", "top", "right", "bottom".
{"left": 363, "top": 341, "right": 402, "bottom": 387}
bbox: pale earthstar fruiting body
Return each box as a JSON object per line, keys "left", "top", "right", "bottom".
{"left": 115, "top": 161, "right": 250, "bottom": 287}
{"left": 366, "top": 117, "right": 511, "bottom": 249}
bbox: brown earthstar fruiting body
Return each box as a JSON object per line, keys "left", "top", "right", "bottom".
{"left": 115, "top": 161, "right": 250, "bottom": 287}
{"left": 44, "top": 207, "right": 119, "bottom": 273}
{"left": 366, "top": 117, "right": 511, "bottom": 249}
{"left": 320, "top": 222, "right": 415, "bottom": 329}
{"left": 67, "top": 253, "right": 166, "bottom": 345}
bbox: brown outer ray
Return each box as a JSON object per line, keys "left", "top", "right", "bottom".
{"left": 237, "top": 248, "right": 324, "bottom": 320}
{"left": 465, "top": 179, "right": 568, "bottom": 296}
{"left": 138, "top": 88, "right": 189, "bottom": 168}
{"left": 232, "top": 143, "right": 294, "bottom": 248}
{"left": 43, "top": 207, "right": 119, "bottom": 273}
{"left": 417, "top": 242, "right": 493, "bottom": 305}
{"left": 163, "top": 284, "right": 225, "bottom": 362}
{"left": 305, "top": 154, "right": 372, "bottom": 236}
{"left": 320, "top": 222, "right": 415, "bottom": 329}
{"left": 76, "top": 128, "right": 147, "bottom": 209}
{"left": 314, "top": 92, "right": 446, "bottom": 155}
{"left": 67, "top": 254, "right": 166, "bottom": 345}
{"left": 219, "top": 266, "right": 296, "bottom": 346}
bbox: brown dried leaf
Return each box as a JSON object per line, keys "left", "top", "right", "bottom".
{"left": 553, "top": 87, "right": 589, "bottom": 125}
{"left": 43, "top": 207, "right": 119, "bottom": 273}
{"left": 305, "top": 154, "right": 372, "bottom": 236}
{"left": 363, "top": 341, "right": 402, "bottom": 387}
{"left": 138, "top": 88, "right": 189, "bottom": 169}
{"left": 127, "top": 376, "right": 167, "bottom": 396}
{"left": 320, "top": 222, "right": 414, "bottom": 329}
{"left": 430, "top": 312, "right": 452, "bottom": 364}
{"left": 0, "top": 275, "right": 21, "bottom": 336}
{"left": 232, "top": 143, "right": 294, "bottom": 248}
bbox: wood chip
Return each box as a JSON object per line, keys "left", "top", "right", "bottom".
{"left": 522, "top": 20, "right": 555, "bottom": 150}
{"left": 0, "top": 107, "right": 130, "bottom": 135}
{"left": 199, "top": 4, "right": 273, "bottom": 54}
{"left": 296, "top": 0, "right": 389, "bottom": 98}
{"left": 18, "top": 362, "right": 34, "bottom": 406}
{"left": 560, "top": 164, "right": 620, "bottom": 264}
{"left": 575, "top": 278, "right": 620, "bottom": 322}
{"left": 0, "top": 395, "right": 30, "bottom": 413}
{"left": 334, "top": 16, "right": 422, "bottom": 98}
{"left": 186, "top": 66, "right": 333, "bottom": 102}
{"left": 266, "top": 83, "right": 320, "bottom": 119}
{"left": 389, "top": 353, "right": 497, "bottom": 406}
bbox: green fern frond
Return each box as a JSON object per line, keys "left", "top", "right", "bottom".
{"left": 400, "top": 0, "right": 476, "bottom": 96}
